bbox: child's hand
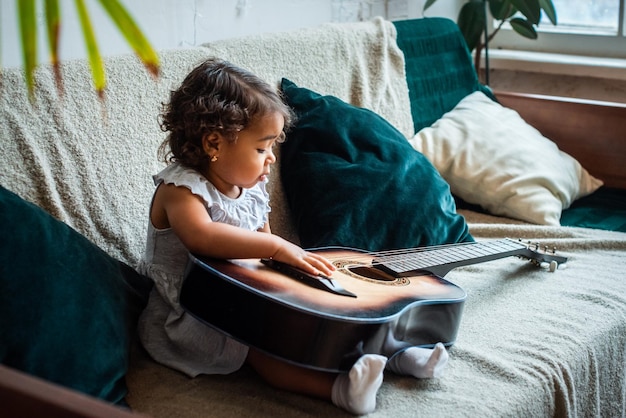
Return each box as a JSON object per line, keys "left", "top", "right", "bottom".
{"left": 271, "top": 240, "right": 336, "bottom": 277}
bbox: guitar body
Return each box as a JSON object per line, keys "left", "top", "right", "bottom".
{"left": 180, "top": 247, "right": 466, "bottom": 372}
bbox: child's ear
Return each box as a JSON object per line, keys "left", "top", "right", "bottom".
{"left": 202, "top": 132, "right": 221, "bottom": 155}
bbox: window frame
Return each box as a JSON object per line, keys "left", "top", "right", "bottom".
{"left": 489, "top": 0, "right": 626, "bottom": 60}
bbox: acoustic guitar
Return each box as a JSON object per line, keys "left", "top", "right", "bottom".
{"left": 180, "top": 238, "right": 567, "bottom": 372}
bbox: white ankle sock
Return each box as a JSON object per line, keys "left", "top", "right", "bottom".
{"left": 331, "top": 354, "right": 387, "bottom": 415}
{"left": 386, "top": 342, "right": 448, "bottom": 379}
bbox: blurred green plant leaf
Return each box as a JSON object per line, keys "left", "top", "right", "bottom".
{"left": 489, "top": 0, "right": 516, "bottom": 20}
{"left": 539, "top": 0, "right": 557, "bottom": 25}
{"left": 18, "top": 0, "right": 37, "bottom": 100}
{"left": 457, "top": 1, "right": 486, "bottom": 52}
{"left": 509, "top": 0, "right": 540, "bottom": 24}
{"left": 75, "top": 0, "right": 106, "bottom": 99}
{"left": 45, "top": 0, "right": 62, "bottom": 91}
{"left": 97, "top": 0, "right": 159, "bottom": 78}
{"left": 509, "top": 17, "right": 538, "bottom": 38}
{"left": 422, "top": 0, "right": 438, "bottom": 12}
{"left": 45, "top": 0, "right": 60, "bottom": 63}
{"left": 15, "top": 0, "right": 159, "bottom": 101}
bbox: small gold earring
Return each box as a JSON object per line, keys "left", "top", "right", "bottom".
{"left": 210, "top": 155, "right": 218, "bottom": 162}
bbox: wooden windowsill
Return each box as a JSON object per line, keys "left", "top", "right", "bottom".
{"left": 481, "top": 49, "right": 626, "bottom": 81}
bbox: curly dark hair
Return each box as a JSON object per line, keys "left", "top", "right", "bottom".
{"left": 158, "top": 58, "right": 295, "bottom": 170}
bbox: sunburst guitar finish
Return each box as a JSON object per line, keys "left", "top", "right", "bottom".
{"left": 180, "top": 239, "right": 567, "bottom": 372}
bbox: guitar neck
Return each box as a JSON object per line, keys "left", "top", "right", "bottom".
{"left": 373, "top": 239, "right": 549, "bottom": 278}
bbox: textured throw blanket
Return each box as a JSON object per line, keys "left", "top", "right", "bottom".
{"left": 0, "top": 47, "right": 214, "bottom": 266}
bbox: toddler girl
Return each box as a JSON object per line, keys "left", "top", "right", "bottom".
{"left": 137, "top": 58, "right": 448, "bottom": 415}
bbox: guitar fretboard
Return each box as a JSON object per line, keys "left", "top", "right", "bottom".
{"left": 374, "top": 239, "right": 527, "bottom": 277}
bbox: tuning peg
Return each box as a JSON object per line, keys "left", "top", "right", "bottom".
{"left": 549, "top": 260, "right": 558, "bottom": 272}
{"left": 539, "top": 260, "right": 560, "bottom": 272}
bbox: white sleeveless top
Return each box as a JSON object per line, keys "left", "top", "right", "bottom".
{"left": 137, "top": 162, "right": 270, "bottom": 377}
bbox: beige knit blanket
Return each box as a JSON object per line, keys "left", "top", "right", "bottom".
{"left": 0, "top": 47, "right": 212, "bottom": 265}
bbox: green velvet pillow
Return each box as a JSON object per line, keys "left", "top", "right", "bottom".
{"left": 279, "top": 79, "right": 472, "bottom": 252}
{"left": 0, "top": 185, "right": 152, "bottom": 405}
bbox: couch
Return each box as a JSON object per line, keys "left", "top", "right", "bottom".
{"left": 2, "top": 17, "right": 626, "bottom": 417}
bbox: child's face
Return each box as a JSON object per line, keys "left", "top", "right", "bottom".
{"left": 208, "top": 111, "right": 284, "bottom": 196}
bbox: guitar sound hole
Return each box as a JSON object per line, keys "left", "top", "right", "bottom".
{"left": 347, "top": 265, "right": 396, "bottom": 282}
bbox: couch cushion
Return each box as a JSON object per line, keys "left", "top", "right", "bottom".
{"left": 280, "top": 79, "right": 472, "bottom": 251}
{"left": 560, "top": 187, "right": 626, "bottom": 232}
{"left": 0, "top": 185, "right": 152, "bottom": 405}
{"left": 409, "top": 91, "right": 603, "bottom": 225}
{"left": 393, "top": 17, "right": 495, "bottom": 133}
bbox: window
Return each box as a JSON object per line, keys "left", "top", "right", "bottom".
{"left": 490, "top": 0, "right": 626, "bottom": 59}
{"left": 543, "top": 0, "right": 621, "bottom": 35}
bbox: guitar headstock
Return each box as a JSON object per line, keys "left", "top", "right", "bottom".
{"left": 512, "top": 239, "right": 568, "bottom": 272}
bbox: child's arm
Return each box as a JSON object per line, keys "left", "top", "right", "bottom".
{"left": 154, "top": 183, "right": 335, "bottom": 276}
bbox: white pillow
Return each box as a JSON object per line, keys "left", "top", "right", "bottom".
{"left": 408, "top": 91, "right": 603, "bottom": 225}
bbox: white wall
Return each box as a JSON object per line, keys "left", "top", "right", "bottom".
{"left": 3, "top": 1, "right": 623, "bottom": 102}
{"left": 0, "top": 0, "right": 460, "bottom": 69}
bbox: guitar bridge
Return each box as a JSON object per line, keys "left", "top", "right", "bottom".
{"left": 260, "top": 259, "right": 357, "bottom": 298}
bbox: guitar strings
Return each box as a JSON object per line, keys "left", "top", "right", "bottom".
{"left": 325, "top": 239, "right": 510, "bottom": 263}
{"left": 325, "top": 239, "right": 528, "bottom": 271}
{"left": 315, "top": 239, "right": 564, "bottom": 275}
